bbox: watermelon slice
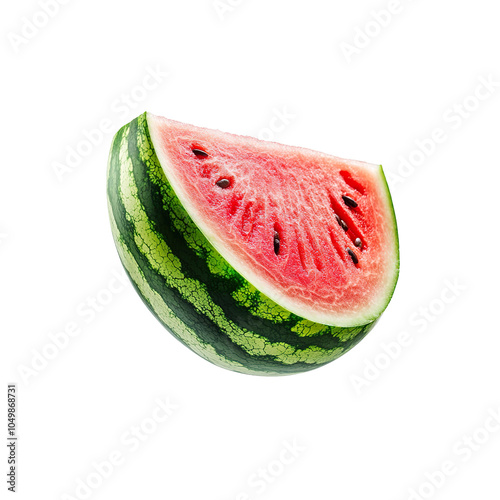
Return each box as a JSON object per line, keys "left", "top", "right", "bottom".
{"left": 107, "top": 113, "right": 399, "bottom": 375}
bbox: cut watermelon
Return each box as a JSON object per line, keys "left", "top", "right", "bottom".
{"left": 107, "top": 113, "right": 399, "bottom": 375}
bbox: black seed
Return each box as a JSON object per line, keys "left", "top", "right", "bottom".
{"left": 347, "top": 248, "right": 358, "bottom": 265}
{"left": 340, "top": 220, "right": 348, "bottom": 232}
{"left": 334, "top": 214, "right": 341, "bottom": 226}
{"left": 274, "top": 239, "right": 280, "bottom": 255}
{"left": 354, "top": 237, "right": 362, "bottom": 248}
{"left": 192, "top": 148, "right": 209, "bottom": 158}
{"left": 342, "top": 195, "right": 358, "bottom": 208}
{"left": 216, "top": 178, "right": 230, "bottom": 189}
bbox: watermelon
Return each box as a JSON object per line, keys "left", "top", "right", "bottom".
{"left": 107, "top": 112, "right": 399, "bottom": 376}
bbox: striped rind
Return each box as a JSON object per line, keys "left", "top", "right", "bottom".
{"left": 376, "top": 164, "right": 400, "bottom": 307}
{"left": 106, "top": 113, "right": 376, "bottom": 375}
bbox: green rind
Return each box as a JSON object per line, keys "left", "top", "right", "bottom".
{"left": 106, "top": 113, "right": 385, "bottom": 375}
{"left": 377, "top": 164, "right": 400, "bottom": 309}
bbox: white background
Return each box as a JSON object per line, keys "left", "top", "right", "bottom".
{"left": 2, "top": 0, "right": 500, "bottom": 499}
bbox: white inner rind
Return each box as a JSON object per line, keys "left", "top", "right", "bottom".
{"left": 147, "top": 113, "right": 399, "bottom": 327}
